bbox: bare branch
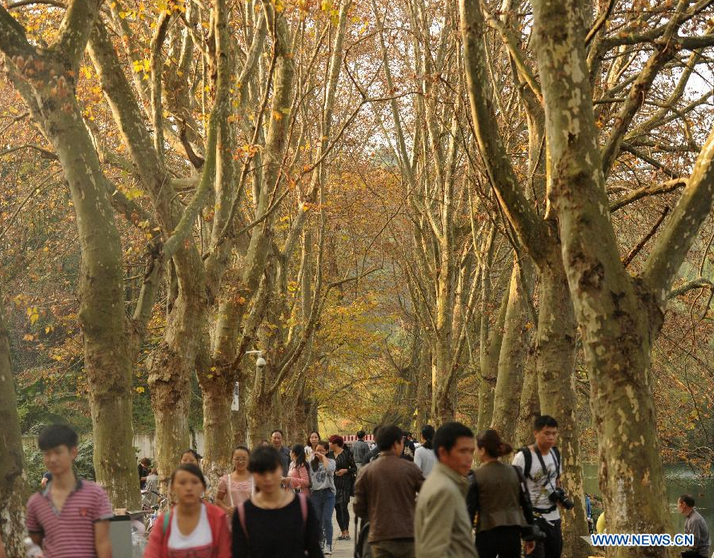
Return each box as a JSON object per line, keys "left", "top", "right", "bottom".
{"left": 642, "top": 124, "right": 714, "bottom": 305}
{"left": 609, "top": 178, "right": 686, "bottom": 212}
{"left": 622, "top": 206, "right": 670, "bottom": 268}
{"left": 56, "top": 0, "right": 103, "bottom": 72}
{"left": 668, "top": 278, "right": 714, "bottom": 299}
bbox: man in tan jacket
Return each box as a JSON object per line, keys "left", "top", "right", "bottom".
{"left": 414, "top": 422, "right": 478, "bottom": 558}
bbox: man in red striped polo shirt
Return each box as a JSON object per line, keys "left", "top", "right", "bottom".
{"left": 26, "top": 424, "right": 113, "bottom": 558}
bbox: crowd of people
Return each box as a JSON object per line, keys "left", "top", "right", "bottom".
{"left": 6, "top": 418, "right": 711, "bottom": 558}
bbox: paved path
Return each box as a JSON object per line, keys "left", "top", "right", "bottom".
{"left": 327, "top": 505, "right": 355, "bottom": 557}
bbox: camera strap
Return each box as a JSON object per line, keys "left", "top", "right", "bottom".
{"left": 534, "top": 449, "right": 553, "bottom": 488}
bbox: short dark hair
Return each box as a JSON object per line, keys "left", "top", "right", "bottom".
{"left": 680, "top": 494, "right": 695, "bottom": 507}
{"left": 357, "top": 430, "right": 366, "bottom": 439}
{"left": 181, "top": 448, "right": 202, "bottom": 461}
{"left": 376, "top": 425, "right": 403, "bottom": 451}
{"left": 249, "top": 446, "right": 282, "bottom": 474}
{"left": 433, "top": 422, "right": 474, "bottom": 460}
{"left": 271, "top": 429, "right": 284, "bottom": 437}
{"left": 171, "top": 463, "right": 207, "bottom": 488}
{"left": 534, "top": 415, "right": 558, "bottom": 431}
{"left": 38, "top": 424, "right": 78, "bottom": 451}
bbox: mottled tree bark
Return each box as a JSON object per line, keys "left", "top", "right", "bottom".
{"left": 460, "top": 1, "right": 588, "bottom": 554}
{"left": 529, "top": 1, "right": 714, "bottom": 556}
{"left": 0, "top": 1, "right": 141, "bottom": 508}
{"left": 491, "top": 259, "right": 530, "bottom": 443}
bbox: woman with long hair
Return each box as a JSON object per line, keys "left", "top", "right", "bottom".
{"left": 414, "top": 424, "right": 436, "bottom": 477}
{"left": 232, "top": 446, "right": 322, "bottom": 558}
{"left": 467, "top": 430, "right": 535, "bottom": 558}
{"left": 144, "top": 463, "right": 231, "bottom": 558}
{"left": 305, "top": 430, "right": 320, "bottom": 460}
{"left": 309, "top": 441, "right": 336, "bottom": 555}
{"left": 285, "top": 443, "right": 311, "bottom": 496}
{"left": 216, "top": 446, "right": 253, "bottom": 518}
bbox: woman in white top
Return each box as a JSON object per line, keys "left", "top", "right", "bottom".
{"left": 414, "top": 424, "right": 437, "bottom": 477}
{"left": 304, "top": 430, "right": 320, "bottom": 461}
{"left": 144, "top": 463, "right": 231, "bottom": 558}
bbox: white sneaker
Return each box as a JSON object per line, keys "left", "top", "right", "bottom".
{"left": 325, "top": 545, "right": 332, "bottom": 555}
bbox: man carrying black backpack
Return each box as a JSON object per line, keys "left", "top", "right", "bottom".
{"left": 512, "top": 416, "right": 573, "bottom": 558}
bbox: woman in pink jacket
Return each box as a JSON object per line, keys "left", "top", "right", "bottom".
{"left": 144, "top": 463, "right": 231, "bottom": 558}
{"left": 285, "top": 444, "right": 311, "bottom": 496}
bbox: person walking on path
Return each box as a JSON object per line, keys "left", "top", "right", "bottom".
{"left": 232, "top": 446, "right": 323, "bottom": 558}
{"left": 144, "top": 463, "right": 231, "bottom": 558}
{"left": 354, "top": 425, "right": 424, "bottom": 558}
{"left": 216, "top": 447, "right": 253, "bottom": 518}
{"left": 352, "top": 431, "right": 370, "bottom": 471}
{"left": 414, "top": 422, "right": 477, "bottom": 558}
{"left": 678, "top": 494, "right": 710, "bottom": 558}
{"left": 467, "top": 430, "right": 535, "bottom": 558}
{"left": 285, "top": 444, "right": 312, "bottom": 496}
{"left": 309, "top": 441, "right": 337, "bottom": 555}
{"left": 26, "top": 424, "right": 113, "bottom": 558}
{"left": 413, "top": 425, "right": 436, "bottom": 478}
{"left": 181, "top": 449, "right": 202, "bottom": 467}
{"left": 512, "top": 416, "right": 566, "bottom": 558}
{"left": 361, "top": 427, "right": 383, "bottom": 466}
{"left": 272, "top": 430, "right": 292, "bottom": 476}
{"left": 329, "top": 435, "right": 357, "bottom": 541}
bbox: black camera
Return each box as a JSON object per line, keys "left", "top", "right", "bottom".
{"left": 521, "top": 524, "right": 547, "bottom": 542}
{"left": 549, "top": 487, "right": 575, "bottom": 510}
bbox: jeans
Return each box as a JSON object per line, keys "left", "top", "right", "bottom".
{"left": 476, "top": 525, "right": 522, "bottom": 558}
{"left": 310, "top": 489, "right": 336, "bottom": 547}
{"left": 527, "top": 518, "right": 562, "bottom": 558}
{"left": 336, "top": 499, "right": 350, "bottom": 532}
{"left": 369, "top": 540, "right": 415, "bottom": 558}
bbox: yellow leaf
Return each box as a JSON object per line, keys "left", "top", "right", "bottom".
{"left": 272, "top": 110, "right": 283, "bottom": 121}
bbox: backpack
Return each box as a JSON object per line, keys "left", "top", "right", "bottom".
{"left": 236, "top": 493, "right": 309, "bottom": 542}
{"left": 517, "top": 446, "right": 561, "bottom": 481}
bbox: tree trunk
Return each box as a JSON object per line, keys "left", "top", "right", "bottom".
{"left": 536, "top": 258, "right": 589, "bottom": 557}
{"left": 0, "top": 292, "right": 27, "bottom": 558}
{"left": 490, "top": 259, "right": 530, "bottom": 443}
{"left": 198, "top": 339, "right": 234, "bottom": 494}
{"left": 149, "top": 291, "right": 204, "bottom": 486}
{"left": 0, "top": 43, "right": 140, "bottom": 507}
{"left": 515, "top": 355, "right": 539, "bottom": 448}
{"left": 477, "top": 284, "right": 509, "bottom": 432}
{"left": 232, "top": 378, "right": 249, "bottom": 447}
{"left": 416, "top": 342, "right": 432, "bottom": 428}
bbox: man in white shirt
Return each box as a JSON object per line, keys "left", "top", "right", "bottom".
{"left": 512, "top": 416, "right": 566, "bottom": 558}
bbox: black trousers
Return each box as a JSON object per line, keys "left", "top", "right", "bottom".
{"left": 336, "top": 499, "right": 350, "bottom": 531}
{"left": 527, "top": 518, "right": 562, "bottom": 558}
{"left": 475, "top": 525, "right": 522, "bottom": 558}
